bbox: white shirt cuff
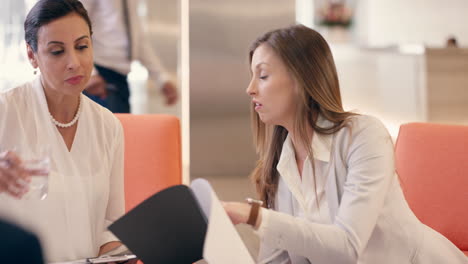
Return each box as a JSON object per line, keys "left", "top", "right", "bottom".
{"left": 254, "top": 209, "right": 296, "bottom": 251}
{"left": 254, "top": 207, "right": 270, "bottom": 237}
{"left": 150, "top": 71, "right": 170, "bottom": 88}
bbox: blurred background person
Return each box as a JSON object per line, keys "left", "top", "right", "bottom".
{"left": 81, "top": 0, "right": 178, "bottom": 113}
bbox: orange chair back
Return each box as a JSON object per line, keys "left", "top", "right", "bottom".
{"left": 395, "top": 123, "right": 468, "bottom": 252}
{"left": 116, "top": 114, "right": 182, "bottom": 212}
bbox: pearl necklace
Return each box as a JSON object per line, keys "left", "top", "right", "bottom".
{"left": 49, "top": 96, "right": 82, "bottom": 128}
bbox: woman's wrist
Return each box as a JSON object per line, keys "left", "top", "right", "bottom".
{"left": 246, "top": 198, "right": 263, "bottom": 229}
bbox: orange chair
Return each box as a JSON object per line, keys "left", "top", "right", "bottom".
{"left": 395, "top": 122, "right": 468, "bottom": 257}
{"left": 115, "top": 114, "right": 182, "bottom": 212}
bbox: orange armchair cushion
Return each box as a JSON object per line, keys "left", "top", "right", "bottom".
{"left": 395, "top": 123, "right": 468, "bottom": 252}
{"left": 116, "top": 114, "right": 182, "bottom": 212}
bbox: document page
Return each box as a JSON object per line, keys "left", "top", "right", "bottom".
{"left": 191, "top": 178, "right": 255, "bottom": 264}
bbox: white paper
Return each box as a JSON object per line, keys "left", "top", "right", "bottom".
{"left": 191, "top": 179, "right": 255, "bottom": 264}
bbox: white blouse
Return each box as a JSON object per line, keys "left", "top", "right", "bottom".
{"left": 279, "top": 134, "right": 331, "bottom": 225}
{"left": 258, "top": 132, "right": 332, "bottom": 264}
{"left": 0, "top": 77, "right": 125, "bottom": 262}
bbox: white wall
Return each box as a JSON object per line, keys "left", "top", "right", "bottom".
{"left": 331, "top": 45, "right": 425, "bottom": 139}
{"left": 357, "top": 0, "right": 468, "bottom": 47}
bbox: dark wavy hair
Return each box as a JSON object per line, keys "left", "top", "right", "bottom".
{"left": 25, "top": 0, "right": 92, "bottom": 52}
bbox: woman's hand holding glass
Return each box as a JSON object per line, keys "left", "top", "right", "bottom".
{"left": 0, "top": 150, "right": 50, "bottom": 199}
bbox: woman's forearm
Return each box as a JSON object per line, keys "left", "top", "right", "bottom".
{"left": 98, "top": 241, "right": 122, "bottom": 256}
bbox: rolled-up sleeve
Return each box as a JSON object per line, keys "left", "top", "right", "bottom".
{"left": 100, "top": 121, "right": 125, "bottom": 246}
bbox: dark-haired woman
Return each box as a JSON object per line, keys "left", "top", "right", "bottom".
{"left": 0, "top": 0, "right": 124, "bottom": 261}
{"left": 224, "top": 25, "right": 467, "bottom": 264}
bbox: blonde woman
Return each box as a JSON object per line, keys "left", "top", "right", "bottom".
{"left": 224, "top": 25, "right": 467, "bottom": 264}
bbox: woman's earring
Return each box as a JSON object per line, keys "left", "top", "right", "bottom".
{"left": 33, "top": 69, "right": 37, "bottom": 75}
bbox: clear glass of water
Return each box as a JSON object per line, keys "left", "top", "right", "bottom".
{"left": 21, "top": 146, "right": 51, "bottom": 200}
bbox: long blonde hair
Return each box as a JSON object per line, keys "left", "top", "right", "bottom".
{"left": 249, "top": 25, "right": 356, "bottom": 208}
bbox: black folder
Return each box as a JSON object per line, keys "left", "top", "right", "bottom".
{"left": 108, "top": 185, "right": 208, "bottom": 264}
